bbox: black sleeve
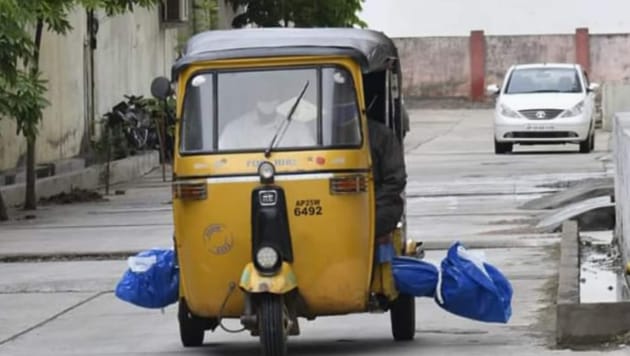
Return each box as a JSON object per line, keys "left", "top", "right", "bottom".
{"left": 374, "top": 128, "right": 407, "bottom": 237}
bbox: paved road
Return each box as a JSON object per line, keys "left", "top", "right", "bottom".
{"left": 0, "top": 109, "right": 626, "bottom": 355}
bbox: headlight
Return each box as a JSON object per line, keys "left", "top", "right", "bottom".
{"left": 255, "top": 246, "right": 279, "bottom": 270}
{"left": 499, "top": 104, "right": 521, "bottom": 119}
{"left": 258, "top": 161, "right": 275, "bottom": 183}
{"left": 560, "top": 101, "right": 585, "bottom": 118}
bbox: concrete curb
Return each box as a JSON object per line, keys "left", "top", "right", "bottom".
{"left": 556, "top": 220, "right": 630, "bottom": 346}
{"left": 0, "top": 152, "right": 159, "bottom": 208}
{"left": 536, "top": 196, "right": 615, "bottom": 233}
{"left": 0, "top": 251, "right": 138, "bottom": 263}
{"left": 520, "top": 177, "right": 614, "bottom": 210}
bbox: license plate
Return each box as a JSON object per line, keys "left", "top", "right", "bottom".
{"left": 525, "top": 124, "right": 554, "bottom": 131}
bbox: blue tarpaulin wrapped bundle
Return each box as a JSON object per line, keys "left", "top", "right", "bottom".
{"left": 392, "top": 256, "right": 439, "bottom": 297}
{"left": 390, "top": 242, "right": 513, "bottom": 324}
{"left": 435, "top": 242, "right": 513, "bottom": 323}
{"left": 115, "top": 249, "right": 179, "bottom": 309}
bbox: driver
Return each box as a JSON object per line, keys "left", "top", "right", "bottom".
{"left": 218, "top": 90, "right": 316, "bottom": 150}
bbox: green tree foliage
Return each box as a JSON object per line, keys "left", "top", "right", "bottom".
{"left": 0, "top": 0, "right": 160, "bottom": 214}
{"left": 192, "top": 0, "right": 219, "bottom": 32}
{"left": 177, "top": 0, "right": 219, "bottom": 52}
{"left": 226, "top": 0, "right": 366, "bottom": 28}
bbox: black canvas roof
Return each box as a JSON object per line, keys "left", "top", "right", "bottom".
{"left": 172, "top": 28, "right": 399, "bottom": 79}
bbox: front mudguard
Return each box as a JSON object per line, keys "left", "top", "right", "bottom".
{"left": 239, "top": 262, "right": 297, "bottom": 294}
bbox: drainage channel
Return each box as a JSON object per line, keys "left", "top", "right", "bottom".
{"left": 579, "top": 230, "right": 630, "bottom": 303}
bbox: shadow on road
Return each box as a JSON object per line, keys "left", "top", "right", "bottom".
{"left": 508, "top": 149, "right": 583, "bottom": 155}
{"left": 192, "top": 338, "right": 414, "bottom": 356}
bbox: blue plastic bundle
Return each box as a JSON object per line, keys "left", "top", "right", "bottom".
{"left": 115, "top": 249, "right": 179, "bottom": 309}
{"left": 435, "top": 242, "right": 513, "bottom": 323}
{"left": 392, "top": 256, "right": 439, "bottom": 297}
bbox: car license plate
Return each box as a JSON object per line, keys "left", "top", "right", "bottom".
{"left": 525, "top": 124, "right": 554, "bottom": 131}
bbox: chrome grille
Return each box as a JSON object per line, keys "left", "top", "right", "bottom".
{"left": 508, "top": 131, "right": 577, "bottom": 139}
{"left": 518, "top": 109, "right": 564, "bottom": 120}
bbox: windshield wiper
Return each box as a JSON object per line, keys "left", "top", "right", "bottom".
{"left": 264, "top": 80, "right": 310, "bottom": 158}
{"left": 508, "top": 89, "right": 563, "bottom": 94}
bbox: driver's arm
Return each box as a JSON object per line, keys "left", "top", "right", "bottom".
{"left": 370, "top": 121, "right": 407, "bottom": 238}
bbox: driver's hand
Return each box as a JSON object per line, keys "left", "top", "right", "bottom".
{"left": 375, "top": 233, "right": 393, "bottom": 245}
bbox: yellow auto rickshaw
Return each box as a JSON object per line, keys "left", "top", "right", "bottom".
{"left": 150, "top": 27, "right": 418, "bottom": 356}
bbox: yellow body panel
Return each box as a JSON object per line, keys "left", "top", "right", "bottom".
{"left": 174, "top": 174, "right": 374, "bottom": 317}
{"left": 173, "top": 56, "right": 382, "bottom": 318}
{"left": 239, "top": 262, "right": 297, "bottom": 294}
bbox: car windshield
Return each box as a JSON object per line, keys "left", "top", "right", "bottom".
{"left": 505, "top": 67, "right": 583, "bottom": 94}
{"left": 180, "top": 66, "right": 362, "bottom": 153}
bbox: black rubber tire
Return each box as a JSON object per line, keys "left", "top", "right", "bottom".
{"left": 494, "top": 140, "right": 512, "bottom": 154}
{"left": 390, "top": 294, "right": 416, "bottom": 341}
{"left": 259, "top": 294, "right": 288, "bottom": 356}
{"left": 178, "top": 300, "right": 205, "bottom": 347}
{"left": 589, "top": 132, "right": 595, "bottom": 151}
{"left": 579, "top": 134, "right": 593, "bottom": 153}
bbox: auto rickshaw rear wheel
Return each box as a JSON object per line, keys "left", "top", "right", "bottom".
{"left": 178, "top": 299, "right": 206, "bottom": 347}
{"left": 258, "top": 294, "right": 288, "bottom": 356}
{"left": 390, "top": 294, "right": 416, "bottom": 341}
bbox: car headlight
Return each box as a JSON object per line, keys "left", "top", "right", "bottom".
{"left": 560, "top": 101, "right": 585, "bottom": 118}
{"left": 258, "top": 161, "right": 275, "bottom": 183}
{"left": 255, "top": 246, "right": 279, "bottom": 270}
{"left": 499, "top": 103, "right": 521, "bottom": 119}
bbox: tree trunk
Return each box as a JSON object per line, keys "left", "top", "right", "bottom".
{"left": 0, "top": 191, "right": 8, "bottom": 221}
{"left": 24, "top": 137, "right": 37, "bottom": 210}
{"left": 24, "top": 19, "right": 44, "bottom": 210}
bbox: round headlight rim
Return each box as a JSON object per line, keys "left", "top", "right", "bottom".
{"left": 258, "top": 161, "right": 275, "bottom": 182}
{"left": 255, "top": 245, "right": 280, "bottom": 272}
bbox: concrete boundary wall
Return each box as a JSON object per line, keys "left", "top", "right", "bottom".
{"left": 395, "top": 29, "right": 630, "bottom": 100}
{"left": 395, "top": 37, "right": 470, "bottom": 98}
{"left": 602, "top": 84, "right": 630, "bottom": 131}
{"left": 0, "top": 7, "right": 178, "bottom": 172}
{"left": 614, "top": 113, "right": 630, "bottom": 266}
{"left": 485, "top": 35, "right": 575, "bottom": 89}
{"left": 0, "top": 152, "right": 159, "bottom": 208}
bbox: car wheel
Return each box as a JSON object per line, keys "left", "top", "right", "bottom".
{"left": 589, "top": 132, "right": 595, "bottom": 151}
{"left": 579, "top": 134, "right": 593, "bottom": 153}
{"left": 494, "top": 140, "right": 512, "bottom": 154}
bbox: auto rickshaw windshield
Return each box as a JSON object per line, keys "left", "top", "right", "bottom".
{"left": 179, "top": 65, "right": 362, "bottom": 153}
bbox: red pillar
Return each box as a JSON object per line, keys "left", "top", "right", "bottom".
{"left": 470, "top": 30, "right": 486, "bottom": 101}
{"left": 575, "top": 28, "right": 590, "bottom": 72}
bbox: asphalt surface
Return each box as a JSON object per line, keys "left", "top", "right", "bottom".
{"left": 0, "top": 109, "right": 627, "bottom": 356}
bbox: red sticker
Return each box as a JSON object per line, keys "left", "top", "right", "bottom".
{"left": 316, "top": 157, "right": 326, "bottom": 165}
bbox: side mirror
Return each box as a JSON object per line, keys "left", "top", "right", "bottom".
{"left": 486, "top": 84, "right": 500, "bottom": 96}
{"left": 151, "top": 76, "right": 173, "bottom": 100}
{"left": 588, "top": 82, "right": 600, "bottom": 92}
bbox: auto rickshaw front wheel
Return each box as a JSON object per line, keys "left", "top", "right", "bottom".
{"left": 389, "top": 294, "right": 416, "bottom": 341}
{"left": 258, "top": 294, "right": 289, "bottom": 356}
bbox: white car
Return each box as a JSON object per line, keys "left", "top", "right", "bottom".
{"left": 488, "top": 63, "right": 599, "bottom": 154}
